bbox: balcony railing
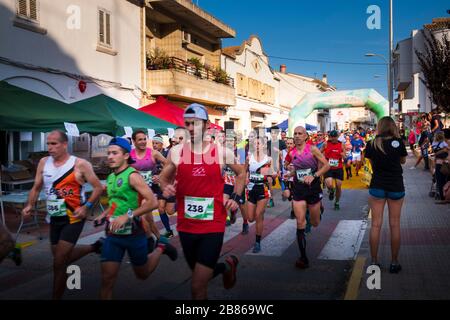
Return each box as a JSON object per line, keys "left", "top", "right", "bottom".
{"left": 147, "top": 56, "right": 234, "bottom": 88}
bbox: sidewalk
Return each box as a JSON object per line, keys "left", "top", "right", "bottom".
{"left": 357, "top": 151, "right": 450, "bottom": 299}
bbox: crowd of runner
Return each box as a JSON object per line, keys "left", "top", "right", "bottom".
{"left": 1, "top": 103, "right": 448, "bottom": 300}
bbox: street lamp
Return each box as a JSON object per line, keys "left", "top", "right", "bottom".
{"left": 365, "top": 53, "right": 393, "bottom": 114}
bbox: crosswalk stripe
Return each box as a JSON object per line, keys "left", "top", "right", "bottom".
{"left": 245, "top": 218, "right": 297, "bottom": 256}
{"left": 318, "top": 220, "right": 367, "bottom": 260}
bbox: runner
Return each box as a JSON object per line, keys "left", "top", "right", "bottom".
{"left": 284, "top": 126, "right": 330, "bottom": 269}
{"left": 130, "top": 131, "right": 174, "bottom": 238}
{"left": 246, "top": 130, "right": 274, "bottom": 253}
{"left": 344, "top": 135, "right": 353, "bottom": 179}
{"left": 95, "top": 137, "right": 177, "bottom": 300}
{"left": 22, "top": 130, "right": 104, "bottom": 299}
{"left": 219, "top": 131, "right": 247, "bottom": 228}
{"left": 151, "top": 134, "right": 177, "bottom": 237}
{"left": 282, "top": 137, "right": 296, "bottom": 220}
{"left": 323, "top": 130, "right": 346, "bottom": 210}
{"left": 351, "top": 132, "right": 366, "bottom": 176}
{"left": 159, "top": 103, "right": 245, "bottom": 300}
{"left": 172, "top": 127, "right": 188, "bottom": 146}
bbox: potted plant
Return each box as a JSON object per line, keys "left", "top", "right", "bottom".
{"left": 147, "top": 48, "right": 173, "bottom": 70}
{"left": 187, "top": 57, "right": 203, "bottom": 78}
{"left": 213, "top": 67, "right": 229, "bottom": 85}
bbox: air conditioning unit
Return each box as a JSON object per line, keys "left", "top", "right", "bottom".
{"left": 182, "top": 31, "right": 191, "bottom": 44}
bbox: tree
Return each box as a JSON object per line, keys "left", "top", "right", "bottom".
{"left": 415, "top": 30, "right": 450, "bottom": 112}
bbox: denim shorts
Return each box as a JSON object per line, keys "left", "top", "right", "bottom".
{"left": 369, "top": 188, "right": 405, "bottom": 200}
{"left": 101, "top": 233, "right": 148, "bottom": 266}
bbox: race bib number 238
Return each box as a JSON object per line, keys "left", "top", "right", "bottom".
{"left": 184, "top": 196, "right": 214, "bottom": 220}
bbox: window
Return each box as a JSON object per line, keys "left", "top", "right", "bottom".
{"left": 98, "top": 9, "right": 111, "bottom": 47}
{"left": 16, "top": 0, "right": 38, "bottom": 22}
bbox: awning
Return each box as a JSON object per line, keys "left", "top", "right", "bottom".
{"left": 268, "top": 119, "right": 317, "bottom": 132}
{"left": 70, "top": 94, "right": 177, "bottom": 136}
{"left": 139, "top": 96, "right": 185, "bottom": 127}
{"left": 0, "top": 81, "right": 115, "bottom": 133}
{"left": 140, "top": 96, "right": 224, "bottom": 130}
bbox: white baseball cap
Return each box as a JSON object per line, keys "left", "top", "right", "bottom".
{"left": 184, "top": 103, "right": 208, "bottom": 121}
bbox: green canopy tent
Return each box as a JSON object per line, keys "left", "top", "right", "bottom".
{"left": 70, "top": 94, "right": 177, "bottom": 136}
{"left": 0, "top": 81, "right": 116, "bottom": 134}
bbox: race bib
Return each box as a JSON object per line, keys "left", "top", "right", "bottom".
{"left": 46, "top": 198, "right": 67, "bottom": 217}
{"left": 140, "top": 171, "right": 153, "bottom": 186}
{"left": 329, "top": 159, "right": 339, "bottom": 167}
{"left": 109, "top": 216, "right": 132, "bottom": 235}
{"left": 249, "top": 173, "right": 264, "bottom": 183}
{"left": 184, "top": 196, "right": 214, "bottom": 220}
{"left": 296, "top": 168, "right": 313, "bottom": 183}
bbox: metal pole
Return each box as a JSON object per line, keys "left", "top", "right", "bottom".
{"left": 389, "top": 0, "right": 394, "bottom": 115}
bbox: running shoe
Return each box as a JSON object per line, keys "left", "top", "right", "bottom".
{"left": 295, "top": 257, "right": 309, "bottom": 269}
{"left": 252, "top": 242, "right": 261, "bottom": 253}
{"left": 9, "top": 246, "right": 22, "bottom": 266}
{"left": 389, "top": 263, "right": 402, "bottom": 274}
{"left": 290, "top": 209, "right": 295, "bottom": 219}
{"left": 92, "top": 237, "right": 105, "bottom": 255}
{"left": 163, "top": 230, "right": 174, "bottom": 239}
{"left": 334, "top": 202, "right": 340, "bottom": 210}
{"left": 267, "top": 198, "right": 274, "bottom": 208}
{"left": 305, "top": 210, "right": 312, "bottom": 233}
{"left": 241, "top": 223, "right": 249, "bottom": 235}
{"left": 226, "top": 215, "right": 231, "bottom": 227}
{"left": 158, "top": 237, "right": 178, "bottom": 261}
{"left": 223, "top": 255, "right": 239, "bottom": 289}
{"left": 328, "top": 188, "right": 335, "bottom": 201}
{"left": 230, "top": 210, "right": 237, "bottom": 224}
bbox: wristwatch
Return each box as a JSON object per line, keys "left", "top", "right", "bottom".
{"left": 84, "top": 201, "right": 94, "bottom": 209}
{"left": 127, "top": 209, "right": 134, "bottom": 220}
{"left": 313, "top": 173, "right": 319, "bottom": 179}
{"left": 230, "top": 192, "right": 243, "bottom": 204}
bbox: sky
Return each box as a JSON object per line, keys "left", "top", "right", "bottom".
{"left": 197, "top": 0, "right": 449, "bottom": 100}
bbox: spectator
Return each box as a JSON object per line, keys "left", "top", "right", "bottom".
{"left": 408, "top": 129, "right": 416, "bottom": 152}
{"left": 430, "top": 109, "right": 444, "bottom": 137}
{"left": 365, "top": 116, "right": 407, "bottom": 273}
{"left": 432, "top": 132, "right": 449, "bottom": 204}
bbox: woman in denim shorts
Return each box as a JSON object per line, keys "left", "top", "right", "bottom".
{"left": 365, "top": 117, "right": 408, "bottom": 274}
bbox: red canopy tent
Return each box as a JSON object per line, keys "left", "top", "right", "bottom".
{"left": 139, "top": 96, "right": 223, "bottom": 130}
{"left": 139, "top": 96, "right": 184, "bottom": 126}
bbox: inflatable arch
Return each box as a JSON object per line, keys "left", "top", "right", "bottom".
{"left": 288, "top": 89, "right": 389, "bottom": 136}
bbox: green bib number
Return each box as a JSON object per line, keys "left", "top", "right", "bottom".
{"left": 109, "top": 216, "right": 132, "bottom": 235}
{"left": 296, "top": 168, "right": 313, "bottom": 183}
{"left": 184, "top": 196, "right": 214, "bottom": 221}
{"left": 140, "top": 171, "right": 153, "bottom": 186}
{"left": 329, "top": 159, "right": 339, "bottom": 167}
{"left": 46, "top": 199, "right": 67, "bottom": 217}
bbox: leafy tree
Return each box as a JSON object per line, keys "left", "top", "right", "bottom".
{"left": 415, "top": 30, "right": 450, "bottom": 112}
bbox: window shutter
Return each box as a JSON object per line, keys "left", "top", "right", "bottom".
{"left": 105, "top": 13, "right": 111, "bottom": 45}
{"left": 29, "top": 0, "right": 37, "bottom": 20}
{"left": 99, "top": 10, "right": 104, "bottom": 44}
{"left": 17, "top": 0, "right": 27, "bottom": 16}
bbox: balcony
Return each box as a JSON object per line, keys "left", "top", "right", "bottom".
{"left": 147, "top": 57, "right": 235, "bottom": 106}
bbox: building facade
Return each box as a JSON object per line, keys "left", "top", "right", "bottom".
{"left": 145, "top": 0, "right": 236, "bottom": 127}
{"left": 221, "top": 36, "right": 279, "bottom": 135}
{"left": 0, "top": 0, "right": 143, "bottom": 162}
{"left": 393, "top": 17, "right": 450, "bottom": 115}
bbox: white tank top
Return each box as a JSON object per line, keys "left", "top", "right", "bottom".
{"left": 43, "top": 156, "right": 85, "bottom": 201}
{"left": 249, "top": 153, "right": 269, "bottom": 174}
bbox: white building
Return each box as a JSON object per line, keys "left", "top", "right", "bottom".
{"left": 0, "top": 0, "right": 143, "bottom": 160}
{"left": 221, "top": 35, "right": 336, "bottom": 135}
{"left": 275, "top": 68, "right": 335, "bottom": 132}
{"left": 393, "top": 17, "right": 450, "bottom": 115}
{"left": 221, "top": 36, "right": 280, "bottom": 136}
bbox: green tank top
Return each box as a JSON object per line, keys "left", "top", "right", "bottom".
{"left": 106, "top": 167, "right": 141, "bottom": 235}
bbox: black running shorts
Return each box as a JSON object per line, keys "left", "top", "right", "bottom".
{"left": 178, "top": 232, "right": 224, "bottom": 270}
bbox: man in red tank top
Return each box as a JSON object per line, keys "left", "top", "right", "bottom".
{"left": 159, "top": 103, "right": 246, "bottom": 300}
{"left": 323, "top": 130, "right": 346, "bottom": 210}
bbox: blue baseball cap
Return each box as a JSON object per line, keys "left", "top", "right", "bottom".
{"left": 108, "top": 137, "right": 136, "bottom": 164}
